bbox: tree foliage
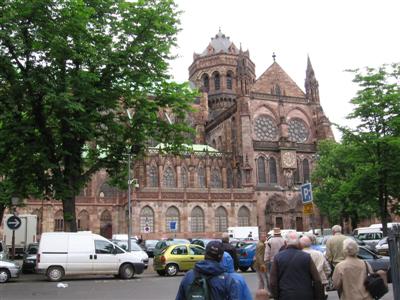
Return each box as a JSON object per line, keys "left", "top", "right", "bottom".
{"left": 313, "top": 63, "right": 400, "bottom": 234}
{"left": 0, "top": 0, "right": 196, "bottom": 230}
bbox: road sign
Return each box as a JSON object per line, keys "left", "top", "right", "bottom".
{"left": 144, "top": 225, "right": 150, "bottom": 233}
{"left": 301, "top": 183, "right": 313, "bottom": 203}
{"left": 6, "top": 215, "right": 21, "bottom": 230}
{"left": 303, "top": 202, "right": 314, "bottom": 215}
{"left": 169, "top": 221, "right": 177, "bottom": 231}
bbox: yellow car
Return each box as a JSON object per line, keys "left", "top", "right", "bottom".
{"left": 153, "top": 243, "right": 205, "bottom": 276}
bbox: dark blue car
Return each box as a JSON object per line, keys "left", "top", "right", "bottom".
{"left": 237, "top": 242, "right": 257, "bottom": 272}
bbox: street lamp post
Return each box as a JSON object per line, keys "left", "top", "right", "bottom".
{"left": 127, "top": 153, "right": 132, "bottom": 252}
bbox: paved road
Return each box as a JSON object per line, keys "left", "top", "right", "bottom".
{"left": 0, "top": 270, "right": 394, "bottom": 300}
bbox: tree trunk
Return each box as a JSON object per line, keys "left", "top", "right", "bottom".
{"left": 0, "top": 204, "right": 5, "bottom": 228}
{"left": 62, "top": 196, "right": 77, "bottom": 232}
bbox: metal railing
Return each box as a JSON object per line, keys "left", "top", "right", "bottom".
{"left": 388, "top": 224, "right": 400, "bottom": 299}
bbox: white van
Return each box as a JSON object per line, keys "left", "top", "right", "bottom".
{"left": 36, "top": 232, "right": 145, "bottom": 281}
{"left": 353, "top": 227, "right": 383, "bottom": 247}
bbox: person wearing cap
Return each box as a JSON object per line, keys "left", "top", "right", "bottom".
{"left": 264, "top": 227, "right": 285, "bottom": 286}
{"left": 175, "top": 241, "right": 240, "bottom": 300}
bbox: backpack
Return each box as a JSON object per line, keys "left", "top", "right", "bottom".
{"left": 363, "top": 262, "right": 388, "bottom": 300}
{"left": 185, "top": 270, "right": 211, "bottom": 300}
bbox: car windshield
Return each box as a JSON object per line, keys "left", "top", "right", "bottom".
{"left": 145, "top": 240, "right": 158, "bottom": 247}
{"left": 244, "top": 243, "right": 255, "bottom": 249}
{"left": 27, "top": 247, "right": 38, "bottom": 254}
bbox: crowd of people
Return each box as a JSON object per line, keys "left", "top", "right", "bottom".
{"left": 175, "top": 225, "right": 388, "bottom": 300}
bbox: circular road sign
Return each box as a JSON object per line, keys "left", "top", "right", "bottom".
{"left": 6, "top": 215, "right": 22, "bottom": 230}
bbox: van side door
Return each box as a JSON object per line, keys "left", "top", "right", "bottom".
{"left": 94, "top": 240, "right": 118, "bottom": 274}
{"left": 67, "top": 235, "right": 94, "bottom": 274}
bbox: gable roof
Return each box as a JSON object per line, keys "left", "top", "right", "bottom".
{"left": 251, "top": 62, "right": 305, "bottom": 98}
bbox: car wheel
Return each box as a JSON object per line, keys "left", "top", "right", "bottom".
{"left": 156, "top": 270, "right": 166, "bottom": 276}
{"left": 165, "top": 264, "right": 179, "bottom": 276}
{"left": 46, "top": 266, "right": 64, "bottom": 282}
{"left": 0, "top": 269, "right": 10, "bottom": 283}
{"left": 250, "top": 266, "right": 256, "bottom": 272}
{"left": 119, "top": 264, "right": 134, "bottom": 279}
{"left": 239, "top": 266, "right": 249, "bottom": 272}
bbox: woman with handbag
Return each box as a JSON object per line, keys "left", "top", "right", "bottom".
{"left": 332, "top": 239, "right": 373, "bottom": 300}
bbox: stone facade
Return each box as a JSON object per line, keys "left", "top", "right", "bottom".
{"left": 3, "top": 30, "right": 335, "bottom": 240}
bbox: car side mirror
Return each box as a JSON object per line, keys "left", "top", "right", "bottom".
{"left": 112, "top": 247, "right": 118, "bottom": 255}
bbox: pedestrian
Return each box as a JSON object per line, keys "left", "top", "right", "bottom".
{"left": 332, "top": 238, "right": 374, "bottom": 300}
{"left": 253, "top": 232, "right": 268, "bottom": 290}
{"left": 221, "top": 232, "right": 239, "bottom": 270}
{"left": 175, "top": 241, "right": 239, "bottom": 300}
{"left": 300, "top": 235, "right": 331, "bottom": 299}
{"left": 221, "top": 252, "right": 253, "bottom": 300}
{"left": 270, "top": 232, "right": 323, "bottom": 300}
{"left": 248, "top": 231, "right": 253, "bottom": 239}
{"left": 325, "top": 225, "right": 348, "bottom": 268}
{"left": 264, "top": 228, "right": 285, "bottom": 285}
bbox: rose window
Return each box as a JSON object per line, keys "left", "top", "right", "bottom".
{"left": 254, "top": 115, "right": 278, "bottom": 141}
{"left": 288, "top": 118, "right": 309, "bottom": 143}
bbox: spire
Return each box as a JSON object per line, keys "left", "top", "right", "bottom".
{"left": 305, "top": 55, "right": 320, "bottom": 103}
{"left": 272, "top": 52, "right": 276, "bottom": 62}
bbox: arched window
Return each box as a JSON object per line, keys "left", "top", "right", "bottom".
{"left": 77, "top": 210, "right": 90, "bottom": 231}
{"left": 210, "top": 168, "right": 222, "bottom": 188}
{"left": 238, "top": 206, "right": 250, "bottom": 226}
{"left": 269, "top": 157, "right": 278, "bottom": 184}
{"left": 202, "top": 74, "right": 209, "bottom": 92}
{"left": 181, "top": 167, "right": 189, "bottom": 188}
{"left": 198, "top": 166, "right": 206, "bottom": 188}
{"left": 257, "top": 157, "right": 266, "bottom": 184}
{"left": 166, "top": 206, "right": 180, "bottom": 232}
{"left": 213, "top": 72, "right": 220, "bottom": 90}
{"left": 215, "top": 206, "right": 228, "bottom": 232}
{"left": 100, "top": 210, "right": 112, "bottom": 239}
{"left": 191, "top": 206, "right": 205, "bottom": 232}
{"left": 99, "top": 182, "right": 118, "bottom": 198}
{"left": 163, "top": 166, "right": 176, "bottom": 188}
{"left": 303, "top": 159, "right": 310, "bottom": 183}
{"left": 236, "top": 168, "right": 242, "bottom": 188}
{"left": 54, "top": 210, "right": 64, "bottom": 232}
{"left": 140, "top": 206, "right": 154, "bottom": 233}
{"left": 294, "top": 160, "right": 300, "bottom": 184}
{"left": 227, "top": 168, "right": 233, "bottom": 188}
{"left": 147, "top": 165, "right": 158, "bottom": 187}
{"left": 226, "top": 72, "right": 233, "bottom": 90}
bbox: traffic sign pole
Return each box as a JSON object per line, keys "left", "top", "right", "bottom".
{"left": 11, "top": 230, "right": 15, "bottom": 259}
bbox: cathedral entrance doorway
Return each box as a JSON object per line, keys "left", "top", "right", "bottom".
{"left": 100, "top": 210, "right": 112, "bottom": 239}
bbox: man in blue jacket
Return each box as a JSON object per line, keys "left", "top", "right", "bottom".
{"left": 220, "top": 252, "right": 253, "bottom": 300}
{"left": 175, "top": 241, "right": 240, "bottom": 300}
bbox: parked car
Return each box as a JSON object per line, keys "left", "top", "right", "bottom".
{"left": 153, "top": 238, "right": 190, "bottom": 256}
{"left": 37, "top": 232, "right": 145, "bottom": 281}
{"left": 112, "top": 240, "right": 149, "bottom": 269}
{"left": 230, "top": 239, "right": 256, "bottom": 249}
{"left": 357, "top": 246, "right": 390, "bottom": 273}
{"left": 237, "top": 242, "right": 256, "bottom": 272}
{"left": 0, "top": 241, "right": 8, "bottom": 261}
{"left": 316, "top": 235, "right": 374, "bottom": 253}
{"left": 375, "top": 237, "right": 389, "bottom": 256}
{"left": 191, "top": 238, "right": 221, "bottom": 248}
{"left": 354, "top": 227, "right": 383, "bottom": 248}
{"left": 0, "top": 259, "right": 21, "bottom": 283}
{"left": 143, "top": 240, "right": 159, "bottom": 258}
{"left": 153, "top": 244, "right": 205, "bottom": 276}
{"left": 22, "top": 243, "right": 39, "bottom": 273}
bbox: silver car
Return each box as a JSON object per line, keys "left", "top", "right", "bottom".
{"left": 0, "top": 260, "right": 21, "bottom": 283}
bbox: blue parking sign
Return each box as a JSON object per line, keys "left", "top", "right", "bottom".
{"left": 169, "top": 221, "right": 177, "bottom": 231}
{"left": 301, "top": 183, "right": 313, "bottom": 203}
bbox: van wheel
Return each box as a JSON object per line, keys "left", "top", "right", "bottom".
{"left": 46, "top": 266, "right": 64, "bottom": 282}
{"left": 0, "top": 269, "right": 10, "bottom": 283}
{"left": 165, "top": 264, "right": 179, "bottom": 276}
{"left": 119, "top": 264, "right": 134, "bottom": 279}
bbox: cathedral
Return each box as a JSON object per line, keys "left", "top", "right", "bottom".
{"left": 10, "top": 30, "right": 334, "bottom": 239}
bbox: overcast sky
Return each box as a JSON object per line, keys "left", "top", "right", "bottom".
{"left": 168, "top": 0, "right": 400, "bottom": 140}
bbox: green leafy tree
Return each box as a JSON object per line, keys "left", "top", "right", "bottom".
{"left": 0, "top": 0, "right": 195, "bottom": 230}
{"left": 313, "top": 64, "right": 400, "bottom": 234}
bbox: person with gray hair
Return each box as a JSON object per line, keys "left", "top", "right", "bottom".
{"left": 301, "top": 235, "right": 331, "bottom": 299}
{"left": 325, "top": 224, "right": 348, "bottom": 267}
{"left": 270, "top": 231, "right": 324, "bottom": 299}
{"left": 332, "top": 238, "right": 374, "bottom": 300}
